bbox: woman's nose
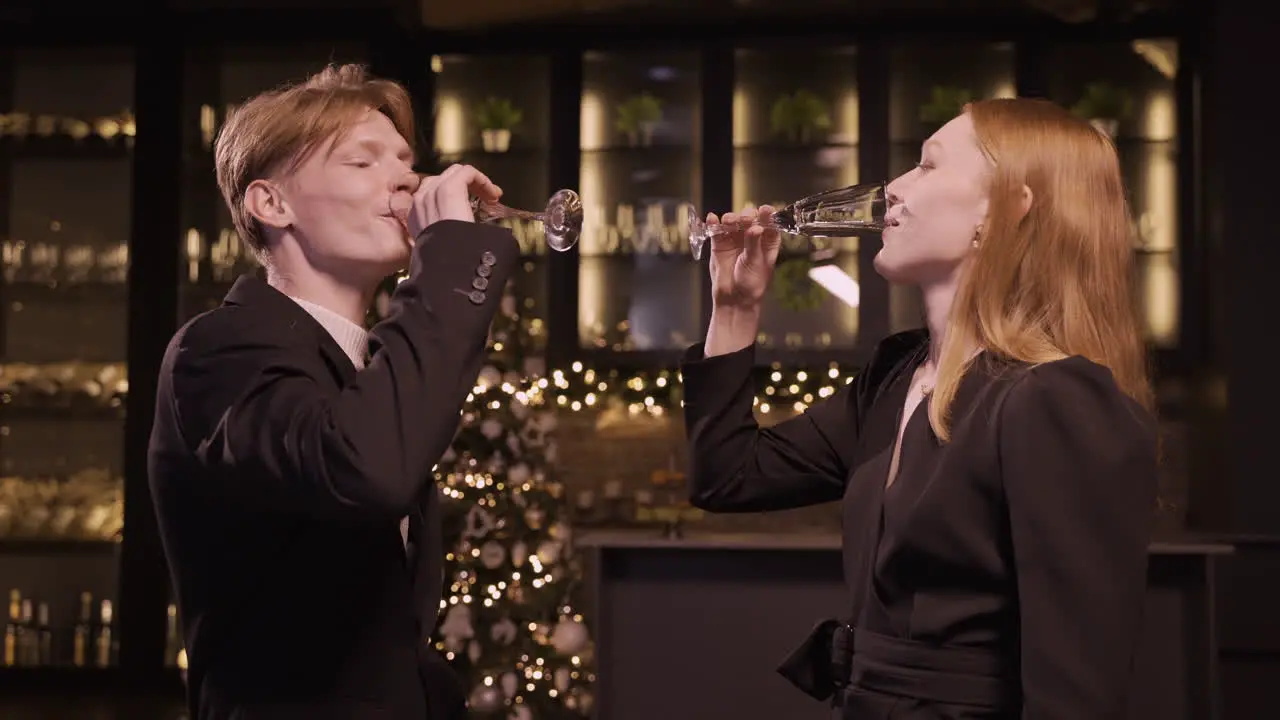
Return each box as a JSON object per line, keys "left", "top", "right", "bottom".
{"left": 886, "top": 181, "right": 905, "bottom": 209}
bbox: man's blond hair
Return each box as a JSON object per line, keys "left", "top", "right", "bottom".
{"left": 214, "top": 63, "right": 416, "bottom": 255}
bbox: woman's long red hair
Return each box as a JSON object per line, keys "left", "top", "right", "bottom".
{"left": 929, "top": 98, "right": 1154, "bottom": 441}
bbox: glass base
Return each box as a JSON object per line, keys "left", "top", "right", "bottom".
{"left": 544, "top": 189, "right": 583, "bottom": 252}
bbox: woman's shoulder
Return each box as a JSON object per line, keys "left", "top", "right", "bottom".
{"left": 985, "top": 354, "right": 1156, "bottom": 437}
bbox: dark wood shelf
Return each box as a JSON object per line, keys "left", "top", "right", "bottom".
{"left": 2, "top": 281, "right": 128, "bottom": 303}
{"left": 733, "top": 141, "right": 859, "bottom": 152}
{"left": 1114, "top": 136, "right": 1177, "bottom": 146}
{"left": 0, "top": 135, "right": 133, "bottom": 161}
{"left": 581, "top": 145, "right": 697, "bottom": 156}
{"left": 441, "top": 147, "right": 548, "bottom": 160}
{"left": 889, "top": 135, "right": 1175, "bottom": 146}
{"left": 569, "top": 346, "right": 868, "bottom": 372}
{"left": 0, "top": 404, "right": 125, "bottom": 422}
{"left": 572, "top": 347, "right": 687, "bottom": 370}
{"left": 0, "top": 539, "right": 119, "bottom": 556}
{"left": 0, "top": 665, "right": 183, "bottom": 695}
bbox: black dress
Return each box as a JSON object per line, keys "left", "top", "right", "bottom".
{"left": 680, "top": 329, "right": 1159, "bottom": 720}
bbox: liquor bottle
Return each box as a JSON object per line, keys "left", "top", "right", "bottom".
{"left": 3, "top": 589, "right": 19, "bottom": 666}
{"left": 94, "top": 599, "right": 113, "bottom": 667}
{"left": 35, "top": 602, "right": 52, "bottom": 666}
{"left": 17, "top": 598, "right": 36, "bottom": 665}
{"left": 72, "top": 591, "right": 93, "bottom": 667}
{"left": 164, "top": 603, "right": 181, "bottom": 667}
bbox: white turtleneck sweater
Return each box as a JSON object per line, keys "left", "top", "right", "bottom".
{"left": 290, "top": 296, "right": 369, "bottom": 369}
{"left": 289, "top": 297, "right": 410, "bottom": 549}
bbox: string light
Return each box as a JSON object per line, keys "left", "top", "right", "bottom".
{"left": 461, "top": 361, "right": 856, "bottom": 418}
{"left": 423, "top": 355, "right": 855, "bottom": 714}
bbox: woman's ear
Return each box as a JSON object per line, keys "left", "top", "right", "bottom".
{"left": 1019, "top": 184, "right": 1034, "bottom": 218}
{"left": 244, "top": 179, "right": 294, "bottom": 230}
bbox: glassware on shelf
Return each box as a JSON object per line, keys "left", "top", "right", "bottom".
{"left": 685, "top": 181, "right": 890, "bottom": 260}
{"left": 390, "top": 182, "right": 583, "bottom": 252}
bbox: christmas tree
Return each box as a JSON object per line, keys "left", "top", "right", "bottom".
{"left": 369, "top": 250, "right": 596, "bottom": 720}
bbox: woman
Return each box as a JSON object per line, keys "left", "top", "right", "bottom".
{"left": 680, "top": 97, "right": 1159, "bottom": 719}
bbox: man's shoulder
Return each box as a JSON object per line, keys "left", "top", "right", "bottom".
{"left": 164, "top": 302, "right": 294, "bottom": 372}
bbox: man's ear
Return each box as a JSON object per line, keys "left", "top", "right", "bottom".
{"left": 244, "top": 179, "right": 294, "bottom": 230}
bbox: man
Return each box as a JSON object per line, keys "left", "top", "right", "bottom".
{"left": 147, "top": 63, "right": 518, "bottom": 719}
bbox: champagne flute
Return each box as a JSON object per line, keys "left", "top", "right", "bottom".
{"left": 390, "top": 182, "right": 584, "bottom": 252}
{"left": 686, "top": 181, "right": 890, "bottom": 260}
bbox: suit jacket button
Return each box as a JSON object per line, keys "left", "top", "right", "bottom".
{"left": 472, "top": 277, "right": 489, "bottom": 291}
{"left": 481, "top": 251, "right": 497, "bottom": 266}
{"left": 476, "top": 264, "right": 492, "bottom": 278}
{"left": 468, "top": 290, "right": 486, "bottom": 305}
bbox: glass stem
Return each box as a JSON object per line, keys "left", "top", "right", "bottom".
{"left": 706, "top": 214, "right": 784, "bottom": 237}
{"left": 478, "top": 202, "right": 543, "bottom": 223}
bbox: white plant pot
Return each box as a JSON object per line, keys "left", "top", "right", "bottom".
{"left": 1089, "top": 118, "right": 1120, "bottom": 139}
{"left": 640, "top": 121, "right": 657, "bottom": 146}
{"left": 481, "top": 128, "right": 511, "bottom": 153}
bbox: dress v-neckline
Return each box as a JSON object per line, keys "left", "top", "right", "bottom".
{"left": 884, "top": 398, "right": 921, "bottom": 491}
{"left": 883, "top": 346, "right": 931, "bottom": 491}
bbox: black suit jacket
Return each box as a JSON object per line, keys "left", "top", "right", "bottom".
{"left": 148, "top": 220, "right": 520, "bottom": 720}
{"left": 681, "top": 330, "right": 1160, "bottom": 719}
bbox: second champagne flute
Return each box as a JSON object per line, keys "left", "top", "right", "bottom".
{"left": 685, "top": 181, "right": 891, "bottom": 260}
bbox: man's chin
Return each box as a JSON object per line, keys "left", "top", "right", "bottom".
{"left": 337, "top": 254, "right": 405, "bottom": 288}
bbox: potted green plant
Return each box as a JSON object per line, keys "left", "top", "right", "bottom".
{"left": 919, "top": 86, "right": 973, "bottom": 137}
{"left": 475, "top": 96, "right": 523, "bottom": 153}
{"left": 1071, "top": 81, "right": 1133, "bottom": 139}
{"left": 615, "top": 93, "right": 663, "bottom": 147}
{"left": 772, "top": 257, "right": 827, "bottom": 312}
{"left": 769, "top": 90, "right": 832, "bottom": 144}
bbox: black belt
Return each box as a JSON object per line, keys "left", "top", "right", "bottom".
{"left": 777, "top": 621, "right": 1018, "bottom": 711}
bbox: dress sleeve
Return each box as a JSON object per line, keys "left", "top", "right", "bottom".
{"left": 999, "top": 357, "right": 1159, "bottom": 719}
{"left": 680, "top": 331, "right": 921, "bottom": 513}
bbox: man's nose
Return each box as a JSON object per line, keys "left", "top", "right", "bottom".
{"left": 392, "top": 171, "right": 421, "bottom": 195}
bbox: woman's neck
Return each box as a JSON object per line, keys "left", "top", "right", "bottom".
{"left": 919, "top": 279, "right": 958, "bottom": 377}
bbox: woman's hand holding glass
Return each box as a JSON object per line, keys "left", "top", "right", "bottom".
{"left": 701, "top": 205, "right": 783, "bottom": 358}
{"left": 707, "top": 204, "right": 784, "bottom": 311}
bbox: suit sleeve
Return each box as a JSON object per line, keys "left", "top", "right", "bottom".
{"left": 999, "top": 359, "right": 1159, "bottom": 720}
{"left": 679, "top": 341, "right": 876, "bottom": 513}
{"left": 172, "top": 220, "right": 519, "bottom": 521}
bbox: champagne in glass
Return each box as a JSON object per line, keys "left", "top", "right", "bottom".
{"left": 390, "top": 182, "right": 583, "bottom": 252}
{"left": 686, "top": 181, "right": 890, "bottom": 260}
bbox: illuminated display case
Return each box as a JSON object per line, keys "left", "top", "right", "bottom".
{"left": 732, "top": 46, "right": 862, "bottom": 353}
{"left": 432, "top": 53, "right": 553, "bottom": 352}
{"left": 0, "top": 48, "right": 134, "bottom": 680}
{"left": 576, "top": 51, "right": 704, "bottom": 353}
{"left": 1046, "top": 38, "right": 1182, "bottom": 348}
